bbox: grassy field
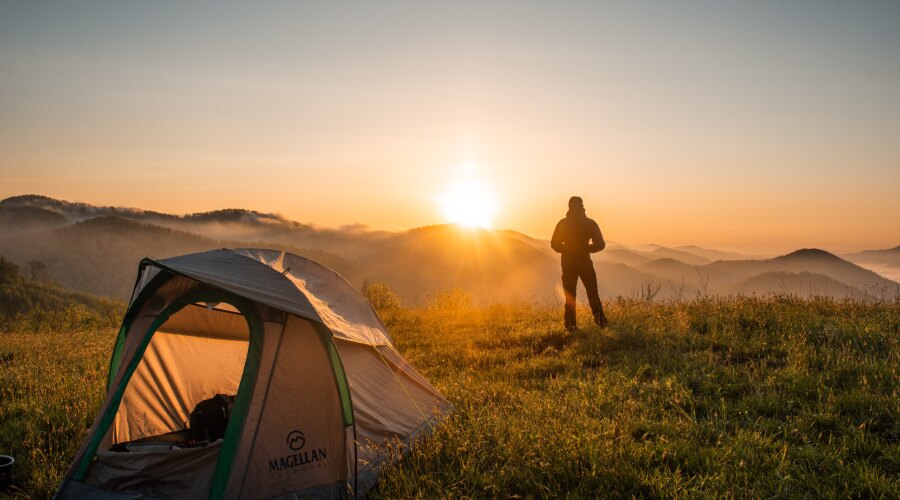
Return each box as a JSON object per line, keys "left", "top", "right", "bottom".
{"left": 1, "top": 295, "right": 898, "bottom": 498}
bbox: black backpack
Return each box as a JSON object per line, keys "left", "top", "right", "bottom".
{"left": 189, "top": 394, "right": 235, "bottom": 443}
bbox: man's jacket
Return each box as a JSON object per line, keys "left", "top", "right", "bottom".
{"left": 551, "top": 209, "right": 605, "bottom": 266}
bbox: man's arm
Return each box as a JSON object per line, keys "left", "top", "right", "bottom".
{"left": 550, "top": 220, "right": 565, "bottom": 253}
{"left": 588, "top": 221, "right": 605, "bottom": 252}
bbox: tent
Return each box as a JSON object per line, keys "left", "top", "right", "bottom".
{"left": 56, "top": 248, "right": 450, "bottom": 499}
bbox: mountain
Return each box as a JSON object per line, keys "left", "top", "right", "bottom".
{"left": 2, "top": 195, "right": 319, "bottom": 235}
{"left": 841, "top": 246, "right": 900, "bottom": 283}
{"left": 0, "top": 256, "right": 119, "bottom": 321}
{"left": 766, "top": 249, "right": 896, "bottom": 291}
{"left": 0, "top": 216, "right": 356, "bottom": 299}
{"left": 1, "top": 194, "right": 896, "bottom": 303}
{"left": 636, "top": 258, "right": 706, "bottom": 294}
{"left": 0, "top": 206, "right": 68, "bottom": 234}
{"left": 354, "top": 224, "right": 666, "bottom": 303}
{"left": 638, "top": 258, "right": 699, "bottom": 281}
{"left": 728, "top": 271, "right": 859, "bottom": 298}
{"left": 647, "top": 247, "right": 711, "bottom": 266}
{"left": 606, "top": 248, "right": 897, "bottom": 298}
{"left": 496, "top": 229, "right": 556, "bottom": 258}
{"left": 0, "top": 194, "right": 391, "bottom": 258}
{"left": 596, "top": 262, "right": 668, "bottom": 298}
{"left": 843, "top": 245, "right": 900, "bottom": 266}
{"left": 635, "top": 257, "right": 752, "bottom": 296}
{"left": 599, "top": 247, "right": 653, "bottom": 267}
{"left": 354, "top": 224, "right": 559, "bottom": 303}
{"left": 673, "top": 245, "right": 750, "bottom": 261}
{"left": 1, "top": 194, "right": 175, "bottom": 222}
{"left": 599, "top": 245, "right": 718, "bottom": 267}
{"left": 705, "top": 249, "right": 897, "bottom": 291}
{"left": 0, "top": 216, "right": 222, "bottom": 297}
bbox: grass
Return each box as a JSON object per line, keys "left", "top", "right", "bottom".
{"left": 0, "top": 327, "right": 114, "bottom": 497}
{"left": 376, "top": 294, "right": 899, "bottom": 498}
{"left": 1, "top": 295, "right": 898, "bottom": 498}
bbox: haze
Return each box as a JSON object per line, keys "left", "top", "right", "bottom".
{"left": 1, "top": 1, "right": 898, "bottom": 253}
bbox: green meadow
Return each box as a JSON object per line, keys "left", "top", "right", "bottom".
{"left": 1, "top": 294, "right": 898, "bottom": 498}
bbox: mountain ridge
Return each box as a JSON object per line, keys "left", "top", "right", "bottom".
{"left": 1, "top": 194, "right": 896, "bottom": 302}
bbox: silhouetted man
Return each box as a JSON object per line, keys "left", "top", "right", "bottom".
{"left": 551, "top": 196, "right": 608, "bottom": 330}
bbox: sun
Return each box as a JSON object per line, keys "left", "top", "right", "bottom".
{"left": 438, "top": 178, "right": 498, "bottom": 229}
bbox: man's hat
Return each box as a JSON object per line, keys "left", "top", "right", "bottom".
{"left": 568, "top": 196, "right": 584, "bottom": 208}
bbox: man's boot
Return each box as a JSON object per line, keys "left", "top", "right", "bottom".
{"left": 565, "top": 307, "right": 577, "bottom": 331}
{"left": 593, "top": 308, "right": 608, "bottom": 328}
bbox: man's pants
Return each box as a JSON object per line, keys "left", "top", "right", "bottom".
{"left": 562, "top": 260, "right": 607, "bottom": 329}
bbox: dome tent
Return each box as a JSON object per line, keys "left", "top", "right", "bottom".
{"left": 56, "top": 248, "right": 449, "bottom": 499}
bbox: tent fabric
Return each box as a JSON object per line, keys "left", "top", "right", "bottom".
{"left": 334, "top": 339, "right": 449, "bottom": 492}
{"left": 69, "top": 275, "right": 203, "bottom": 468}
{"left": 128, "top": 265, "right": 161, "bottom": 307}
{"left": 115, "top": 276, "right": 201, "bottom": 389}
{"left": 147, "top": 249, "right": 323, "bottom": 325}
{"left": 58, "top": 476, "right": 167, "bottom": 499}
{"left": 57, "top": 248, "right": 450, "bottom": 500}
{"left": 231, "top": 249, "right": 393, "bottom": 346}
{"left": 227, "top": 315, "right": 348, "bottom": 498}
{"left": 158, "top": 304, "right": 252, "bottom": 341}
{"left": 86, "top": 442, "right": 223, "bottom": 499}
{"left": 113, "top": 330, "right": 249, "bottom": 443}
{"left": 58, "top": 475, "right": 350, "bottom": 500}
{"left": 336, "top": 339, "right": 445, "bottom": 443}
{"left": 145, "top": 248, "right": 394, "bottom": 346}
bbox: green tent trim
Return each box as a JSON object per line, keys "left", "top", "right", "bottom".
{"left": 74, "top": 287, "right": 264, "bottom": 498}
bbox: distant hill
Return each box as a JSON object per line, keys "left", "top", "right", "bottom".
{"left": 843, "top": 245, "right": 900, "bottom": 266}
{"left": 1, "top": 194, "right": 896, "bottom": 302}
{"left": 0, "top": 194, "right": 389, "bottom": 258}
{"left": 637, "top": 258, "right": 705, "bottom": 294}
{"left": 355, "top": 224, "right": 559, "bottom": 303}
{"left": 0, "top": 216, "right": 221, "bottom": 297}
{"left": 0, "top": 216, "right": 356, "bottom": 299}
{"left": 595, "top": 262, "right": 667, "bottom": 298}
{"left": 0, "top": 256, "right": 119, "bottom": 321}
{"left": 599, "top": 247, "right": 652, "bottom": 267}
{"left": 843, "top": 246, "right": 900, "bottom": 269}
{"left": 728, "top": 271, "right": 860, "bottom": 298}
{"left": 600, "top": 244, "right": 743, "bottom": 268}
{"left": 601, "top": 245, "right": 742, "bottom": 267}
{"left": 496, "top": 229, "right": 556, "bottom": 258}
{"left": 673, "top": 245, "right": 750, "bottom": 261}
{"left": 705, "top": 249, "right": 897, "bottom": 291}
{"left": 0, "top": 206, "right": 68, "bottom": 234}
{"left": 354, "top": 224, "right": 671, "bottom": 303}
{"left": 638, "top": 258, "right": 699, "bottom": 280}
{"left": 840, "top": 246, "right": 900, "bottom": 284}
{"left": 1, "top": 194, "right": 174, "bottom": 222}
{"left": 2, "top": 194, "right": 313, "bottom": 231}
{"left": 648, "top": 247, "right": 711, "bottom": 266}
{"left": 605, "top": 248, "right": 897, "bottom": 299}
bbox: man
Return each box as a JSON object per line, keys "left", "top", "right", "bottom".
{"left": 551, "top": 196, "right": 609, "bottom": 330}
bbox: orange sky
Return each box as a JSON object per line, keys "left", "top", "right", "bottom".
{"left": 1, "top": 2, "right": 898, "bottom": 253}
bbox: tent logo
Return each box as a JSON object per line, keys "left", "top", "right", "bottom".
{"left": 269, "top": 430, "right": 328, "bottom": 473}
{"left": 287, "top": 430, "right": 306, "bottom": 451}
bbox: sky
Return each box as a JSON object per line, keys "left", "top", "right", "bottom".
{"left": 1, "top": 1, "right": 898, "bottom": 253}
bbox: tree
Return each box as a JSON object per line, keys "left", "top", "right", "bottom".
{"left": 28, "top": 259, "right": 47, "bottom": 281}
{"left": 362, "top": 281, "right": 402, "bottom": 311}
{"left": 0, "top": 256, "right": 21, "bottom": 284}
